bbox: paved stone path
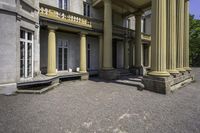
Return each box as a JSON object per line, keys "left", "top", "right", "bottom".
{"left": 0, "top": 68, "right": 200, "bottom": 133}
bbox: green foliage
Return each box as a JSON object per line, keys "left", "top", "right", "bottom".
{"left": 190, "top": 15, "right": 200, "bottom": 66}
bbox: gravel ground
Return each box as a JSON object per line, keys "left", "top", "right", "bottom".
{"left": 0, "top": 68, "right": 200, "bottom": 133}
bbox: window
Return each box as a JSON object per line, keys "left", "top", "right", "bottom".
{"left": 83, "top": 2, "right": 90, "bottom": 17}
{"left": 20, "top": 29, "right": 33, "bottom": 78}
{"left": 59, "top": 0, "right": 68, "bottom": 10}
{"left": 143, "top": 44, "right": 149, "bottom": 67}
{"left": 143, "top": 18, "right": 146, "bottom": 33}
{"left": 127, "top": 19, "right": 131, "bottom": 29}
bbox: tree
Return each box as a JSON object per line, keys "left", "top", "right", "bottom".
{"left": 189, "top": 15, "right": 200, "bottom": 66}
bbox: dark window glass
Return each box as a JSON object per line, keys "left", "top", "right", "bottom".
{"left": 20, "top": 41, "right": 25, "bottom": 78}
{"left": 59, "top": 0, "right": 63, "bottom": 9}
{"left": 58, "top": 48, "right": 63, "bottom": 71}
{"left": 87, "top": 44, "right": 90, "bottom": 69}
{"left": 84, "top": 3, "right": 86, "bottom": 16}
{"left": 20, "top": 30, "right": 25, "bottom": 39}
{"left": 83, "top": 2, "right": 90, "bottom": 17}
{"left": 64, "top": 0, "right": 67, "bottom": 10}
{"left": 64, "top": 48, "right": 68, "bottom": 70}
{"left": 87, "top": 5, "right": 90, "bottom": 17}
{"left": 143, "top": 18, "right": 146, "bottom": 33}
{"left": 27, "top": 43, "right": 32, "bottom": 77}
{"left": 28, "top": 32, "right": 32, "bottom": 41}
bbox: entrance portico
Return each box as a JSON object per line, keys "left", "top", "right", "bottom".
{"left": 94, "top": 0, "right": 193, "bottom": 94}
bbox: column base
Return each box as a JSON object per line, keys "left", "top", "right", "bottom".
{"left": 142, "top": 70, "right": 194, "bottom": 94}
{"left": 130, "top": 66, "right": 145, "bottom": 76}
{"left": 176, "top": 68, "right": 186, "bottom": 72}
{"left": 46, "top": 73, "right": 57, "bottom": 76}
{"left": 184, "top": 67, "right": 192, "bottom": 71}
{"left": 167, "top": 69, "right": 180, "bottom": 74}
{"left": 99, "top": 69, "right": 119, "bottom": 80}
{"left": 80, "top": 72, "right": 89, "bottom": 80}
{"left": 148, "top": 71, "right": 170, "bottom": 77}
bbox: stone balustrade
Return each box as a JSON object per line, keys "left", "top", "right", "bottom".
{"left": 39, "top": 3, "right": 92, "bottom": 28}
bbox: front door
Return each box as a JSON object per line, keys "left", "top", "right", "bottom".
{"left": 57, "top": 39, "right": 68, "bottom": 71}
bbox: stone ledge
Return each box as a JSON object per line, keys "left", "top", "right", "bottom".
{"left": 0, "top": 83, "right": 17, "bottom": 95}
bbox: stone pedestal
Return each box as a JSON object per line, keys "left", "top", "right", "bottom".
{"left": 99, "top": 69, "right": 119, "bottom": 80}
{"left": 81, "top": 73, "right": 89, "bottom": 80}
{"left": 142, "top": 71, "right": 194, "bottom": 94}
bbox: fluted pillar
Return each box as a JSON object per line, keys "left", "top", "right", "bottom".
{"left": 47, "top": 27, "right": 57, "bottom": 76}
{"left": 166, "top": 0, "right": 179, "bottom": 74}
{"left": 184, "top": 0, "right": 191, "bottom": 71}
{"left": 176, "top": 0, "right": 186, "bottom": 72}
{"left": 135, "top": 12, "right": 143, "bottom": 67}
{"left": 148, "top": 0, "right": 170, "bottom": 77}
{"left": 80, "top": 33, "right": 87, "bottom": 73}
{"left": 124, "top": 39, "right": 129, "bottom": 69}
{"left": 103, "top": 0, "right": 113, "bottom": 70}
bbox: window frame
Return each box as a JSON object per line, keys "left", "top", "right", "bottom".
{"left": 20, "top": 29, "right": 34, "bottom": 79}
{"left": 58, "top": 0, "right": 68, "bottom": 10}
{"left": 83, "top": 2, "right": 91, "bottom": 17}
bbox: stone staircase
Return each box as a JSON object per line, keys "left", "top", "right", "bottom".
{"left": 116, "top": 69, "right": 145, "bottom": 90}
{"left": 117, "top": 69, "right": 133, "bottom": 77}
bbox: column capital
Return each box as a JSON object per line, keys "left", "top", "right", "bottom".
{"left": 80, "top": 32, "right": 88, "bottom": 36}
{"left": 104, "top": 0, "right": 111, "bottom": 4}
{"left": 134, "top": 10, "right": 143, "bottom": 16}
{"left": 48, "top": 26, "right": 57, "bottom": 31}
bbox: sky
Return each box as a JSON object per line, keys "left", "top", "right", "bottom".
{"left": 190, "top": 0, "right": 200, "bottom": 19}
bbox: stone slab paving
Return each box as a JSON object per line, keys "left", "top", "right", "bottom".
{"left": 0, "top": 68, "right": 200, "bottom": 133}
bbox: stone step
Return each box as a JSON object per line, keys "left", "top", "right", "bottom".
{"left": 115, "top": 76, "right": 144, "bottom": 89}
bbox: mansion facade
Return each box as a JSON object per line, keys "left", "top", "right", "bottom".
{"left": 0, "top": 0, "right": 193, "bottom": 95}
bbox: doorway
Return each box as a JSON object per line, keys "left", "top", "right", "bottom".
{"left": 112, "top": 39, "right": 117, "bottom": 68}
{"left": 57, "top": 39, "right": 68, "bottom": 71}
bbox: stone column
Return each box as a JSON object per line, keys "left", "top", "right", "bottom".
{"left": 99, "top": 35, "right": 103, "bottom": 69}
{"left": 135, "top": 11, "right": 143, "bottom": 67}
{"left": 184, "top": 0, "right": 191, "bottom": 71}
{"left": 148, "top": 0, "right": 170, "bottom": 77}
{"left": 124, "top": 39, "right": 129, "bottom": 69}
{"left": 103, "top": 0, "right": 113, "bottom": 70}
{"left": 129, "top": 40, "right": 134, "bottom": 68}
{"left": 80, "top": 33, "right": 87, "bottom": 73}
{"left": 166, "top": 0, "right": 179, "bottom": 74}
{"left": 176, "top": 0, "right": 186, "bottom": 72}
{"left": 47, "top": 27, "right": 57, "bottom": 76}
